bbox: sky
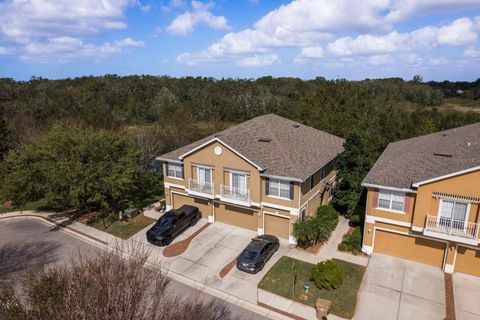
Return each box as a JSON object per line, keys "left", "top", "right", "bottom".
{"left": 1, "top": 0, "right": 480, "bottom": 81}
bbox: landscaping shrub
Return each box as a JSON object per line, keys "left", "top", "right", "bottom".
{"left": 310, "top": 259, "right": 344, "bottom": 290}
{"left": 338, "top": 227, "right": 362, "bottom": 254}
{"left": 292, "top": 205, "right": 339, "bottom": 248}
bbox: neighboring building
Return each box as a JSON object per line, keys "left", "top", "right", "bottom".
{"left": 157, "top": 114, "right": 344, "bottom": 243}
{"left": 362, "top": 122, "right": 480, "bottom": 276}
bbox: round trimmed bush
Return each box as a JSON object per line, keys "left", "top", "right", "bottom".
{"left": 310, "top": 259, "right": 344, "bottom": 290}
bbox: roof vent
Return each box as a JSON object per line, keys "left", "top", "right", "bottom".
{"left": 433, "top": 152, "right": 453, "bottom": 158}
{"left": 292, "top": 124, "right": 300, "bottom": 128}
{"left": 258, "top": 138, "right": 271, "bottom": 143}
{"left": 442, "top": 133, "right": 449, "bottom": 137}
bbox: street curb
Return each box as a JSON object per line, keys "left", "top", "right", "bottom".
{"left": 0, "top": 213, "right": 293, "bottom": 320}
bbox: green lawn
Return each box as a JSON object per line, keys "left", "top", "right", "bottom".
{"left": 259, "top": 256, "right": 366, "bottom": 319}
{"left": 84, "top": 213, "right": 155, "bottom": 240}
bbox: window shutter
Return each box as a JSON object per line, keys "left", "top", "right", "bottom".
{"left": 165, "top": 163, "right": 170, "bottom": 176}
{"left": 289, "top": 181, "right": 294, "bottom": 200}
{"left": 265, "top": 178, "right": 270, "bottom": 195}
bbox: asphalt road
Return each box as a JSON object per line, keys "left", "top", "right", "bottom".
{"left": 0, "top": 218, "right": 267, "bottom": 320}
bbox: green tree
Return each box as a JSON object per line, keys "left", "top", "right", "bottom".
{"left": 332, "top": 130, "right": 380, "bottom": 213}
{"left": 0, "top": 118, "right": 16, "bottom": 160}
{"left": 1, "top": 125, "right": 162, "bottom": 223}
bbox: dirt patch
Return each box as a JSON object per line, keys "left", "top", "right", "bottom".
{"left": 444, "top": 273, "right": 456, "bottom": 320}
{"left": 2, "top": 201, "right": 12, "bottom": 209}
{"left": 296, "top": 242, "right": 322, "bottom": 255}
{"left": 219, "top": 257, "right": 237, "bottom": 278}
{"left": 162, "top": 223, "right": 210, "bottom": 258}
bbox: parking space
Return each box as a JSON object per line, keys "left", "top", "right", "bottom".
{"left": 129, "top": 219, "right": 292, "bottom": 303}
{"left": 453, "top": 272, "right": 480, "bottom": 320}
{"left": 355, "top": 253, "right": 446, "bottom": 320}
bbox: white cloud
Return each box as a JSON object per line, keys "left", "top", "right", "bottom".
{"left": 327, "top": 17, "right": 479, "bottom": 56}
{"left": 167, "top": 1, "right": 228, "bottom": 36}
{"left": 0, "top": 0, "right": 131, "bottom": 43}
{"left": 465, "top": 47, "right": 480, "bottom": 58}
{"left": 0, "top": 0, "right": 145, "bottom": 63}
{"left": 386, "top": 0, "right": 480, "bottom": 23}
{"left": 369, "top": 54, "right": 395, "bottom": 65}
{"left": 294, "top": 46, "right": 324, "bottom": 64}
{"left": 0, "top": 47, "right": 14, "bottom": 55}
{"left": 236, "top": 54, "right": 279, "bottom": 67}
{"left": 437, "top": 17, "right": 478, "bottom": 46}
{"left": 20, "top": 37, "right": 144, "bottom": 63}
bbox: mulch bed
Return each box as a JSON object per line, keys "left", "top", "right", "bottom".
{"left": 295, "top": 242, "right": 322, "bottom": 255}
{"left": 219, "top": 257, "right": 237, "bottom": 278}
{"left": 162, "top": 223, "right": 210, "bottom": 257}
{"left": 444, "top": 273, "right": 456, "bottom": 320}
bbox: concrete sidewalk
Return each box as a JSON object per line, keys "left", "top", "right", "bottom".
{"left": 286, "top": 215, "right": 369, "bottom": 267}
{"left": 0, "top": 210, "right": 293, "bottom": 320}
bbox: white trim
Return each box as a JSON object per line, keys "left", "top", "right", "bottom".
{"left": 365, "top": 214, "right": 412, "bottom": 228}
{"left": 156, "top": 157, "right": 182, "bottom": 164}
{"left": 376, "top": 207, "right": 406, "bottom": 214}
{"left": 261, "top": 202, "right": 298, "bottom": 215}
{"left": 164, "top": 182, "right": 185, "bottom": 190}
{"left": 362, "top": 245, "right": 373, "bottom": 255}
{"left": 165, "top": 205, "right": 172, "bottom": 211}
{"left": 444, "top": 264, "right": 454, "bottom": 273}
{"left": 267, "top": 194, "right": 292, "bottom": 201}
{"left": 166, "top": 176, "right": 184, "bottom": 181}
{"left": 412, "top": 166, "right": 480, "bottom": 187}
{"left": 261, "top": 174, "right": 302, "bottom": 182}
{"left": 178, "top": 137, "right": 263, "bottom": 170}
{"left": 452, "top": 243, "right": 458, "bottom": 271}
{"left": 257, "top": 228, "right": 264, "bottom": 235}
{"left": 264, "top": 211, "right": 291, "bottom": 219}
{"left": 362, "top": 183, "right": 416, "bottom": 193}
{"left": 208, "top": 215, "right": 214, "bottom": 223}
{"left": 412, "top": 226, "right": 424, "bottom": 232}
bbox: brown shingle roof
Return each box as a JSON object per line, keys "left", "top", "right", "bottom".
{"left": 159, "top": 114, "right": 345, "bottom": 181}
{"left": 363, "top": 122, "right": 480, "bottom": 189}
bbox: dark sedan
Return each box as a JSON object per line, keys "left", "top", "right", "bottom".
{"left": 236, "top": 235, "right": 280, "bottom": 274}
{"left": 146, "top": 205, "right": 201, "bottom": 246}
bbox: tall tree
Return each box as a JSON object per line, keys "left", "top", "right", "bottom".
{"left": 0, "top": 118, "right": 15, "bottom": 160}
{"left": 332, "top": 130, "right": 381, "bottom": 214}
{"left": 1, "top": 125, "right": 162, "bottom": 221}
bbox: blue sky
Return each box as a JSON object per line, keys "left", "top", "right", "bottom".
{"left": 1, "top": 0, "right": 480, "bottom": 81}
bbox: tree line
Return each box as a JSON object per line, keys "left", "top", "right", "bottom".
{"left": 1, "top": 75, "right": 480, "bottom": 214}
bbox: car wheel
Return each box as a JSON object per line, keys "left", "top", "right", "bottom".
{"left": 190, "top": 217, "right": 197, "bottom": 226}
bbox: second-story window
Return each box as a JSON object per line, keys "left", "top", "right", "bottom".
{"left": 378, "top": 190, "right": 405, "bottom": 212}
{"left": 267, "top": 178, "right": 293, "bottom": 200}
{"left": 310, "top": 174, "right": 315, "bottom": 190}
{"left": 231, "top": 172, "right": 247, "bottom": 191}
{"left": 167, "top": 163, "right": 183, "bottom": 179}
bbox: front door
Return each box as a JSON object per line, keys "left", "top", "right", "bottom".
{"left": 231, "top": 172, "right": 247, "bottom": 198}
{"left": 197, "top": 167, "right": 212, "bottom": 193}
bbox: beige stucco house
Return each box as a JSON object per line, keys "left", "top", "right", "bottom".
{"left": 157, "top": 114, "right": 344, "bottom": 243}
{"left": 362, "top": 122, "right": 480, "bottom": 276}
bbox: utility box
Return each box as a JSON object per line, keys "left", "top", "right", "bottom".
{"left": 315, "top": 298, "right": 331, "bottom": 320}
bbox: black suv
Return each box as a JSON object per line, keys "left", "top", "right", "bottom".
{"left": 236, "top": 235, "right": 280, "bottom": 274}
{"left": 146, "top": 205, "right": 201, "bottom": 246}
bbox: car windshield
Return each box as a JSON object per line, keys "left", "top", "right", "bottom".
{"left": 157, "top": 218, "right": 173, "bottom": 229}
{"left": 241, "top": 249, "right": 258, "bottom": 260}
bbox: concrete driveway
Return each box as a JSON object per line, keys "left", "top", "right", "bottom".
{"left": 354, "top": 253, "right": 446, "bottom": 320}
{"left": 129, "top": 219, "right": 291, "bottom": 303}
{"left": 454, "top": 273, "right": 480, "bottom": 320}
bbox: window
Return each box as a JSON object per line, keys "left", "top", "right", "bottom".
{"left": 268, "top": 178, "right": 292, "bottom": 199}
{"left": 377, "top": 190, "right": 405, "bottom": 212}
{"left": 197, "top": 167, "right": 212, "bottom": 183}
{"left": 439, "top": 200, "right": 468, "bottom": 221}
{"left": 167, "top": 163, "right": 183, "bottom": 179}
{"left": 310, "top": 174, "right": 315, "bottom": 190}
{"left": 300, "top": 208, "right": 306, "bottom": 221}
{"left": 231, "top": 172, "right": 247, "bottom": 191}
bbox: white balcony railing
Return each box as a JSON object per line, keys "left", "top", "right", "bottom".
{"left": 425, "top": 214, "right": 479, "bottom": 242}
{"left": 220, "top": 185, "right": 250, "bottom": 205}
{"left": 188, "top": 179, "right": 215, "bottom": 198}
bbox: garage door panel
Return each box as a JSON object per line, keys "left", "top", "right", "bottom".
{"left": 264, "top": 214, "right": 289, "bottom": 239}
{"left": 172, "top": 193, "right": 211, "bottom": 218}
{"left": 455, "top": 246, "right": 480, "bottom": 276}
{"left": 215, "top": 204, "right": 257, "bottom": 231}
{"left": 374, "top": 230, "right": 445, "bottom": 267}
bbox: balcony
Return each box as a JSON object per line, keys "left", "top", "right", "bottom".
{"left": 424, "top": 215, "right": 479, "bottom": 245}
{"left": 188, "top": 179, "right": 215, "bottom": 199}
{"left": 220, "top": 185, "right": 251, "bottom": 206}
